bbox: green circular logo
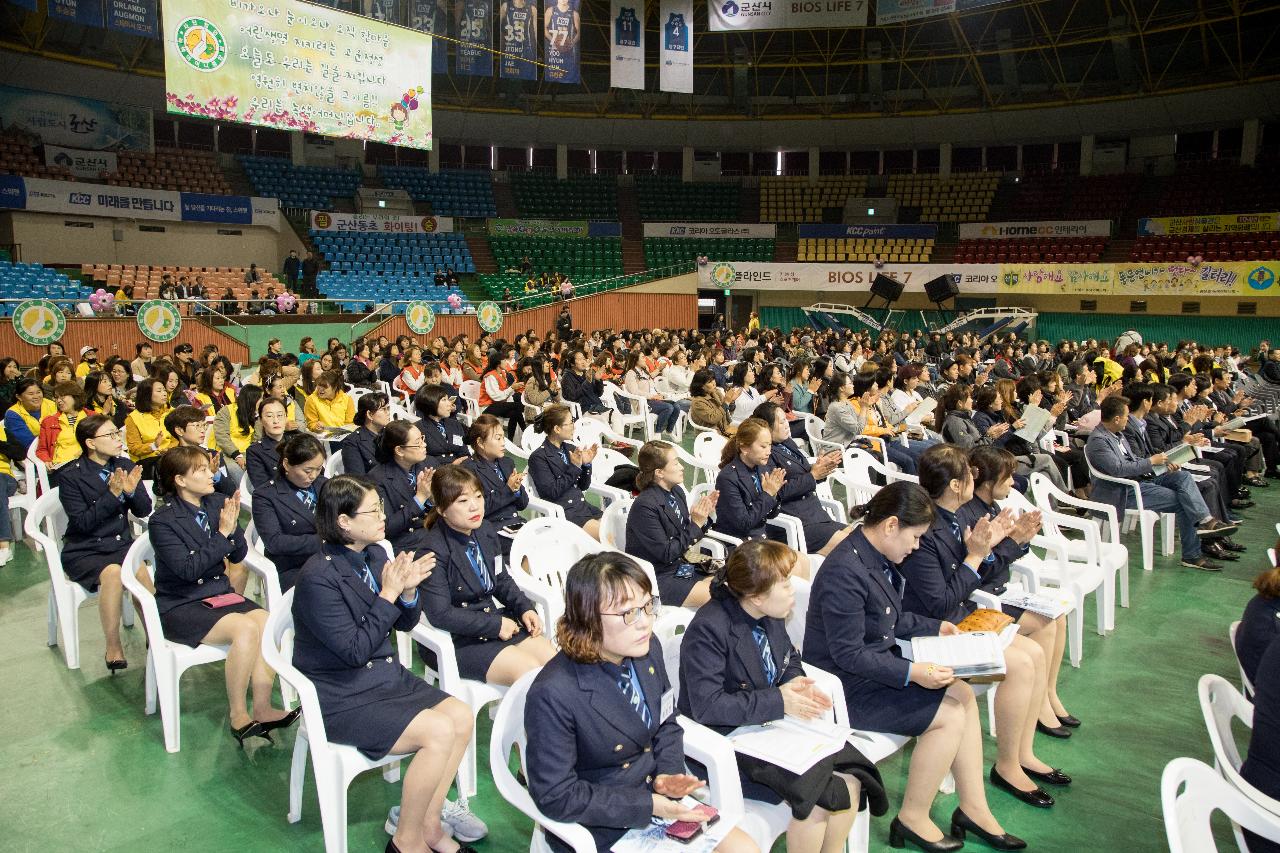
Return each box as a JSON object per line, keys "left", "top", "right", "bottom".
{"left": 710, "top": 262, "right": 737, "bottom": 287}
{"left": 12, "top": 299, "right": 65, "bottom": 346}
{"left": 176, "top": 17, "right": 228, "bottom": 73}
{"left": 476, "top": 300, "right": 504, "bottom": 334}
{"left": 406, "top": 301, "right": 436, "bottom": 334}
{"left": 138, "top": 300, "right": 183, "bottom": 342}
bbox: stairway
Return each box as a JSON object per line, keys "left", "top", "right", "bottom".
{"left": 1104, "top": 237, "right": 1135, "bottom": 263}
{"left": 464, "top": 230, "right": 498, "bottom": 274}
{"left": 492, "top": 178, "right": 518, "bottom": 218}
{"left": 773, "top": 236, "right": 797, "bottom": 263}
{"left": 617, "top": 182, "right": 646, "bottom": 274}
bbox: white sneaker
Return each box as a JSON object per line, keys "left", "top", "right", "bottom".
{"left": 441, "top": 798, "right": 488, "bottom": 842}
{"left": 0, "top": 547, "right": 12, "bottom": 567}
{"left": 384, "top": 805, "right": 399, "bottom": 837}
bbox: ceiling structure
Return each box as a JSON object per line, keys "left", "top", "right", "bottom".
{"left": 3, "top": 0, "right": 1279, "bottom": 120}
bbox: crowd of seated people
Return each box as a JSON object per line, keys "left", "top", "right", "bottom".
{"left": 6, "top": 316, "right": 1280, "bottom": 853}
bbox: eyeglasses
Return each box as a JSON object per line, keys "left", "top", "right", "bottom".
{"left": 600, "top": 598, "right": 656, "bottom": 626}
{"left": 353, "top": 507, "right": 386, "bottom": 518}
{"left": 401, "top": 441, "right": 426, "bottom": 449}
{"left": 92, "top": 429, "right": 123, "bottom": 440}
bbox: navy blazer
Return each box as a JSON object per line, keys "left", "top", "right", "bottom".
{"left": 713, "top": 456, "right": 779, "bottom": 541}
{"left": 250, "top": 475, "right": 326, "bottom": 592}
{"left": 418, "top": 415, "right": 468, "bottom": 468}
{"left": 955, "top": 496, "right": 1025, "bottom": 599}
{"left": 461, "top": 454, "right": 528, "bottom": 528}
{"left": 57, "top": 456, "right": 152, "bottom": 563}
{"left": 769, "top": 438, "right": 831, "bottom": 526}
{"left": 804, "top": 528, "right": 941, "bottom": 691}
{"left": 561, "top": 369, "right": 606, "bottom": 412}
{"left": 291, "top": 542, "right": 423, "bottom": 716}
{"left": 526, "top": 639, "right": 685, "bottom": 850}
{"left": 150, "top": 492, "right": 249, "bottom": 614}
{"left": 899, "top": 509, "right": 984, "bottom": 623}
{"left": 340, "top": 427, "right": 380, "bottom": 477}
{"left": 245, "top": 436, "right": 280, "bottom": 491}
{"left": 419, "top": 520, "right": 533, "bottom": 640}
{"left": 1242, "top": 635, "right": 1280, "bottom": 799}
{"left": 678, "top": 585, "right": 803, "bottom": 733}
{"left": 1237, "top": 595, "right": 1280, "bottom": 687}
{"left": 528, "top": 439, "right": 595, "bottom": 526}
{"left": 625, "top": 485, "right": 709, "bottom": 586}
{"left": 369, "top": 461, "right": 430, "bottom": 553}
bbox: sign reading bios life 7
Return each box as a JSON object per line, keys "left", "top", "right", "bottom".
{"left": 161, "top": 0, "right": 433, "bottom": 150}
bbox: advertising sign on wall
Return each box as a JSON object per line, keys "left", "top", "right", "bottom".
{"left": 959, "top": 220, "right": 1112, "bottom": 240}
{"left": 310, "top": 211, "right": 454, "bottom": 233}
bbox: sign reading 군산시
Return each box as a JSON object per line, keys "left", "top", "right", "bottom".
{"left": 161, "top": 0, "right": 433, "bottom": 149}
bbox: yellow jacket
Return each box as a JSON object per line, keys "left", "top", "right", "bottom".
{"left": 194, "top": 385, "right": 237, "bottom": 416}
{"left": 125, "top": 408, "right": 177, "bottom": 461}
{"left": 304, "top": 391, "right": 355, "bottom": 431}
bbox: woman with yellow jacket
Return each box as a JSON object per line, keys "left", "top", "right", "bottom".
{"left": 303, "top": 370, "right": 355, "bottom": 432}
{"left": 125, "top": 377, "right": 178, "bottom": 478}
{"left": 5, "top": 379, "right": 57, "bottom": 453}
{"left": 0, "top": 425, "right": 16, "bottom": 565}
{"left": 213, "top": 384, "right": 263, "bottom": 488}
{"left": 36, "top": 381, "right": 90, "bottom": 470}
{"left": 193, "top": 363, "right": 237, "bottom": 415}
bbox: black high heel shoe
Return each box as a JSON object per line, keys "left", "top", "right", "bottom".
{"left": 888, "top": 816, "right": 963, "bottom": 852}
{"left": 257, "top": 707, "right": 302, "bottom": 735}
{"left": 1022, "top": 765, "right": 1072, "bottom": 786}
{"left": 1056, "top": 712, "right": 1081, "bottom": 728}
{"left": 105, "top": 657, "right": 128, "bottom": 674}
{"left": 1036, "top": 720, "right": 1071, "bottom": 739}
{"left": 990, "top": 766, "right": 1055, "bottom": 808}
{"left": 230, "top": 720, "right": 269, "bottom": 747}
{"left": 950, "top": 809, "right": 1027, "bottom": 850}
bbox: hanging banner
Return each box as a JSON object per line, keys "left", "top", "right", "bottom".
{"left": 0, "top": 85, "right": 153, "bottom": 152}
{"left": 455, "top": 0, "right": 494, "bottom": 76}
{"left": 708, "top": 0, "right": 867, "bottom": 31}
{"left": 310, "top": 211, "right": 455, "bottom": 232}
{"left": 410, "top": 0, "right": 451, "bottom": 74}
{"left": 499, "top": 0, "right": 539, "bottom": 79}
{"left": 43, "top": 145, "right": 117, "bottom": 180}
{"left": 106, "top": 0, "right": 158, "bottom": 37}
{"left": 8, "top": 0, "right": 37, "bottom": 9}
{"left": 999, "top": 263, "right": 1116, "bottom": 296}
{"left": 798, "top": 224, "right": 938, "bottom": 239}
{"left": 959, "top": 220, "right": 1112, "bottom": 240}
{"left": 698, "top": 261, "right": 1003, "bottom": 293}
{"left": 1113, "top": 262, "right": 1279, "bottom": 297}
{"left": 49, "top": 0, "right": 105, "bottom": 27}
{"left": 644, "top": 222, "right": 777, "bottom": 238}
{"left": 610, "top": 0, "right": 644, "bottom": 90}
{"left": 659, "top": 0, "right": 693, "bottom": 94}
{"left": 876, "top": 0, "right": 955, "bottom": 24}
{"left": 1136, "top": 213, "right": 1280, "bottom": 237}
{"left": 543, "top": 0, "right": 581, "bottom": 84}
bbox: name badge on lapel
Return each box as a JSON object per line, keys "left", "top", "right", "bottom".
{"left": 660, "top": 688, "right": 675, "bottom": 722}
{"left": 452, "top": 433, "right": 464, "bottom": 446}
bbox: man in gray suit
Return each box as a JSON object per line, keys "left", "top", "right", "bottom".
{"left": 1085, "top": 395, "right": 1237, "bottom": 572}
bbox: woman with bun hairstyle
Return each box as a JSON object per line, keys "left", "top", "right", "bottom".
{"left": 527, "top": 404, "right": 602, "bottom": 539}
{"left": 461, "top": 414, "right": 528, "bottom": 552}
{"left": 249, "top": 433, "right": 327, "bottom": 592}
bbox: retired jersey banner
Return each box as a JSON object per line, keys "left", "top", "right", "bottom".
{"left": 411, "top": 0, "right": 452, "bottom": 74}
{"left": 659, "top": 0, "right": 693, "bottom": 94}
{"left": 876, "top": 0, "right": 954, "bottom": 24}
{"left": 310, "top": 211, "right": 454, "bottom": 232}
{"left": 499, "top": 0, "right": 539, "bottom": 79}
{"left": 610, "top": 0, "right": 644, "bottom": 90}
{"left": 644, "top": 222, "right": 777, "bottom": 238}
{"left": 543, "top": 0, "right": 581, "bottom": 83}
{"left": 698, "top": 261, "right": 1002, "bottom": 293}
{"left": 1137, "top": 213, "right": 1280, "bottom": 237}
{"left": 455, "top": 0, "right": 493, "bottom": 76}
{"left": 49, "top": 0, "right": 105, "bottom": 27}
{"left": 708, "top": 0, "right": 867, "bottom": 31}
{"left": 107, "top": 0, "right": 158, "bottom": 37}
{"left": 960, "top": 220, "right": 1111, "bottom": 240}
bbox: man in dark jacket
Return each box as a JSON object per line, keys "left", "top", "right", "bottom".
{"left": 555, "top": 306, "right": 573, "bottom": 341}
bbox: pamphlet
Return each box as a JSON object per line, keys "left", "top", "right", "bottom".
{"left": 907, "top": 397, "right": 938, "bottom": 424}
{"left": 727, "top": 716, "right": 851, "bottom": 775}
{"left": 999, "top": 590, "right": 1074, "bottom": 619}
{"left": 1152, "top": 443, "right": 1198, "bottom": 476}
{"left": 1015, "top": 406, "right": 1053, "bottom": 443}
{"left": 909, "top": 631, "right": 1008, "bottom": 679}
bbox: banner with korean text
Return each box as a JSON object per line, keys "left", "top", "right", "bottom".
{"left": 708, "top": 0, "right": 867, "bottom": 31}
{"left": 644, "top": 222, "right": 777, "bottom": 238}
{"left": 659, "top": 0, "right": 693, "bottom": 94}
{"left": 43, "top": 145, "right": 118, "bottom": 180}
{"left": 876, "top": 0, "right": 955, "bottom": 24}
{"left": 1136, "top": 213, "right": 1280, "bottom": 237}
{"left": 488, "top": 218, "right": 621, "bottom": 237}
{"left": 499, "top": 0, "right": 539, "bottom": 79}
{"left": 0, "top": 85, "right": 153, "bottom": 152}
{"left": 455, "top": 0, "right": 494, "bottom": 76}
{"left": 698, "top": 262, "right": 1002, "bottom": 293}
{"left": 959, "top": 220, "right": 1111, "bottom": 240}
{"left": 310, "top": 211, "right": 454, "bottom": 232}
{"left": 610, "top": 0, "right": 644, "bottom": 90}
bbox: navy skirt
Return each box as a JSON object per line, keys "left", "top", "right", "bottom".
{"left": 656, "top": 565, "right": 704, "bottom": 608}
{"left": 843, "top": 662, "right": 947, "bottom": 737}
{"left": 455, "top": 620, "right": 530, "bottom": 681}
{"left": 63, "top": 541, "right": 132, "bottom": 592}
{"left": 323, "top": 666, "right": 451, "bottom": 760}
{"left": 159, "top": 597, "right": 262, "bottom": 648}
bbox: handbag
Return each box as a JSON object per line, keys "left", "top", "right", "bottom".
{"left": 956, "top": 608, "right": 1015, "bottom": 633}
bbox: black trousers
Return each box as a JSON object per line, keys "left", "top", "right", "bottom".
{"left": 484, "top": 401, "right": 526, "bottom": 439}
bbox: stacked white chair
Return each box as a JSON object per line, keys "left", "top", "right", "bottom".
{"left": 1162, "top": 757, "right": 1280, "bottom": 853}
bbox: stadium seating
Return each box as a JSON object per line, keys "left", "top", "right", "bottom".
{"left": 1061, "top": 173, "right": 1142, "bottom": 221}
{"left": 315, "top": 271, "right": 468, "bottom": 314}
{"left": 1143, "top": 162, "right": 1280, "bottom": 217}
{"left": 510, "top": 173, "right": 618, "bottom": 219}
{"left": 887, "top": 173, "right": 999, "bottom": 223}
{"left": 104, "top": 148, "right": 231, "bottom": 195}
{"left": 797, "top": 237, "right": 933, "bottom": 263}
{"left": 759, "top": 176, "right": 870, "bottom": 223}
{"left": 1131, "top": 231, "right": 1280, "bottom": 262}
{"left": 84, "top": 264, "right": 290, "bottom": 307}
{"left": 635, "top": 176, "right": 741, "bottom": 221}
{"left": 378, "top": 167, "right": 497, "bottom": 217}
{"left": 644, "top": 237, "right": 773, "bottom": 267}
{"left": 311, "top": 230, "right": 475, "bottom": 275}
{"left": 955, "top": 236, "right": 1105, "bottom": 264}
{"left": 489, "top": 235, "right": 622, "bottom": 279}
{"left": 238, "top": 155, "right": 361, "bottom": 209}
{"left": 0, "top": 130, "right": 74, "bottom": 181}
{"left": 0, "top": 262, "right": 88, "bottom": 313}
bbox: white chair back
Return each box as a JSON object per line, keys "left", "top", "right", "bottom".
{"left": 600, "top": 498, "right": 633, "bottom": 551}
{"left": 520, "top": 425, "right": 546, "bottom": 454}
{"left": 1229, "top": 621, "right": 1256, "bottom": 697}
{"left": 1162, "top": 757, "right": 1280, "bottom": 853}
{"left": 1197, "top": 673, "right": 1276, "bottom": 819}
{"left": 261, "top": 589, "right": 329, "bottom": 743}
{"left": 510, "top": 517, "right": 604, "bottom": 596}
{"left": 693, "top": 431, "right": 726, "bottom": 471}
{"left": 324, "top": 451, "right": 345, "bottom": 479}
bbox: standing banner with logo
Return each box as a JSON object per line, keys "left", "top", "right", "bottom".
{"left": 0, "top": 85, "right": 153, "bottom": 152}
{"left": 456, "top": 0, "right": 494, "bottom": 76}
{"left": 49, "top": 0, "right": 105, "bottom": 27}
{"left": 310, "top": 211, "right": 455, "bottom": 233}
{"left": 543, "top": 0, "right": 581, "bottom": 84}
{"left": 708, "top": 0, "right": 867, "bottom": 31}
{"left": 43, "top": 145, "right": 118, "bottom": 180}
{"left": 610, "top": 0, "right": 645, "bottom": 90}
{"left": 107, "top": 0, "right": 158, "bottom": 37}
{"left": 659, "top": 0, "right": 693, "bottom": 94}
{"left": 876, "top": 0, "right": 956, "bottom": 24}
{"left": 958, "top": 220, "right": 1112, "bottom": 240}
{"left": 499, "top": 0, "right": 539, "bottom": 79}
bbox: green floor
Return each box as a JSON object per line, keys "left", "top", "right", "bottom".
{"left": 2, "top": 477, "right": 1272, "bottom": 853}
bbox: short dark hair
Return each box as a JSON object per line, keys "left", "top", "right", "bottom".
{"left": 1100, "top": 396, "right": 1129, "bottom": 422}
{"left": 316, "top": 474, "right": 376, "bottom": 545}
{"left": 556, "top": 551, "right": 653, "bottom": 663}
{"left": 52, "top": 381, "right": 85, "bottom": 409}
{"left": 1126, "top": 386, "right": 1153, "bottom": 412}
{"left": 164, "top": 405, "right": 209, "bottom": 439}
{"left": 354, "top": 391, "right": 388, "bottom": 427}
{"left": 969, "top": 446, "right": 1017, "bottom": 491}
{"left": 413, "top": 384, "right": 451, "bottom": 420}
{"left": 134, "top": 377, "right": 165, "bottom": 414}
{"left": 862, "top": 480, "right": 935, "bottom": 528}
{"left": 424, "top": 464, "right": 483, "bottom": 529}
{"left": 135, "top": 342, "right": 152, "bottom": 356}
{"left": 375, "top": 419, "right": 418, "bottom": 464}
{"left": 720, "top": 540, "right": 796, "bottom": 599}
{"left": 155, "top": 446, "right": 212, "bottom": 498}
{"left": 75, "top": 413, "right": 115, "bottom": 455}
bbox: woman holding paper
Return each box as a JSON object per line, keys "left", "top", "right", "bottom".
{"left": 900, "top": 445, "right": 1070, "bottom": 810}
{"left": 804, "top": 481, "right": 1025, "bottom": 852}
{"left": 679, "top": 540, "right": 888, "bottom": 853}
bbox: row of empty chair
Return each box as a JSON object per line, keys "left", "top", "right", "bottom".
{"left": 85, "top": 263, "right": 287, "bottom": 302}
{"left": 1131, "top": 231, "right": 1280, "bottom": 262}
{"left": 887, "top": 172, "right": 999, "bottom": 223}
{"left": 798, "top": 237, "right": 934, "bottom": 263}
{"left": 310, "top": 231, "right": 475, "bottom": 275}
{"left": 238, "top": 154, "right": 362, "bottom": 210}
{"left": 101, "top": 148, "right": 231, "bottom": 195}
{"left": 955, "top": 236, "right": 1107, "bottom": 264}
{"left": 759, "top": 175, "right": 871, "bottom": 223}
{"left": 0, "top": 262, "right": 87, "bottom": 311}
{"left": 643, "top": 237, "right": 774, "bottom": 266}
{"left": 635, "top": 176, "right": 741, "bottom": 221}
{"left": 510, "top": 172, "right": 619, "bottom": 219}
{"left": 315, "top": 271, "right": 470, "bottom": 312}
{"left": 377, "top": 167, "right": 497, "bottom": 217}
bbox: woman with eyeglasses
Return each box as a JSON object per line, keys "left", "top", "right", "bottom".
{"left": 245, "top": 396, "right": 289, "bottom": 491}
{"left": 525, "top": 551, "right": 759, "bottom": 853}
{"left": 342, "top": 392, "right": 390, "bottom": 477}
{"left": 55, "top": 414, "right": 154, "bottom": 670}
{"left": 250, "top": 434, "right": 327, "bottom": 592}
{"left": 370, "top": 420, "right": 434, "bottom": 554}
{"left": 415, "top": 384, "right": 468, "bottom": 468}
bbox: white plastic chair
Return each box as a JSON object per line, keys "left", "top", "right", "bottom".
{"left": 586, "top": 446, "right": 632, "bottom": 506}
{"left": 323, "top": 452, "right": 345, "bottom": 479}
{"left": 1085, "top": 455, "right": 1174, "bottom": 574}
{"left": 1229, "top": 621, "right": 1256, "bottom": 697}
{"left": 1162, "top": 757, "right": 1280, "bottom": 853}
{"left": 520, "top": 426, "right": 546, "bottom": 455}
{"left": 120, "top": 535, "right": 231, "bottom": 753}
{"left": 261, "top": 588, "right": 407, "bottom": 853}
{"left": 456, "top": 380, "right": 482, "bottom": 422}
{"left": 602, "top": 381, "right": 656, "bottom": 443}
{"left": 507, "top": 518, "right": 603, "bottom": 626}
{"left": 25, "top": 438, "right": 51, "bottom": 496}
{"left": 693, "top": 431, "right": 726, "bottom": 480}
{"left": 25, "top": 488, "right": 135, "bottom": 670}
{"left": 1198, "top": 672, "right": 1280, "bottom": 839}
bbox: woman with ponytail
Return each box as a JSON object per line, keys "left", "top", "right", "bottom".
{"left": 527, "top": 404, "right": 602, "bottom": 539}
{"left": 1236, "top": 542, "right": 1280, "bottom": 687}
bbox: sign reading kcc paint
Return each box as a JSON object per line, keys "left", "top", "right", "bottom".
{"left": 12, "top": 299, "right": 65, "bottom": 346}
{"left": 137, "top": 300, "right": 183, "bottom": 342}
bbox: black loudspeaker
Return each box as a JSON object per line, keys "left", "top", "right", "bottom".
{"left": 871, "top": 274, "right": 904, "bottom": 302}
{"left": 925, "top": 274, "right": 959, "bottom": 303}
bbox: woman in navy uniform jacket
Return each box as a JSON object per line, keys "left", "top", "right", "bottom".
{"left": 250, "top": 433, "right": 327, "bottom": 593}
{"left": 291, "top": 474, "right": 477, "bottom": 853}
{"left": 369, "top": 420, "right": 434, "bottom": 554}
{"left": 340, "top": 392, "right": 389, "bottom": 477}
{"left": 460, "top": 414, "right": 528, "bottom": 553}
{"left": 626, "top": 440, "right": 720, "bottom": 609}
{"left": 804, "top": 482, "right": 1024, "bottom": 852}
{"left": 1237, "top": 551, "right": 1280, "bottom": 688}
{"left": 57, "top": 414, "right": 154, "bottom": 671}
{"left": 527, "top": 404, "right": 602, "bottom": 539}
{"left": 150, "top": 446, "right": 299, "bottom": 745}
{"left": 1244, "top": 630, "right": 1280, "bottom": 853}
{"left": 899, "top": 445, "right": 1069, "bottom": 811}
{"left": 713, "top": 417, "right": 786, "bottom": 543}
{"left": 419, "top": 465, "right": 554, "bottom": 684}
{"left": 679, "top": 540, "right": 888, "bottom": 853}
{"left": 524, "top": 551, "right": 758, "bottom": 853}
{"left": 244, "top": 396, "right": 288, "bottom": 490}
{"left": 416, "top": 384, "right": 468, "bottom": 468}
{"left": 754, "top": 401, "right": 853, "bottom": 556}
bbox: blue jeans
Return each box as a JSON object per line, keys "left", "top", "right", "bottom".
{"left": 886, "top": 441, "right": 917, "bottom": 475}
{"left": 648, "top": 399, "right": 679, "bottom": 433}
{"left": 0, "top": 473, "right": 16, "bottom": 541}
{"left": 1129, "top": 470, "right": 1211, "bottom": 559}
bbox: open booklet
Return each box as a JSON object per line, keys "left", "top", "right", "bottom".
{"left": 1152, "top": 442, "right": 1198, "bottom": 476}
{"left": 726, "top": 715, "right": 865, "bottom": 776}
{"left": 999, "top": 589, "right": 1075, "bottom": 619}
{"left": 907, "top": 626, "right": 1017, "bottom": 680}
{"left": 906, "top": 396, "right": 938, "bottom": 425}
{"left": 1222, "top": 413, "right": 1267, "bottom": 431}
{"left": 1014, "top": 406, "right": 1053, "bottom": 443}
